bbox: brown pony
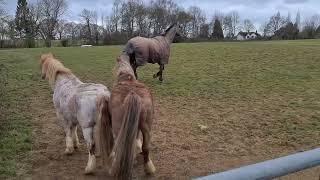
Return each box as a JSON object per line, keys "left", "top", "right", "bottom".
{"left": 99, "top": 54, "right": 156, "bottom": 180}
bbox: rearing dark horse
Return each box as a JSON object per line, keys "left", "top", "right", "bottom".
{"left": 123, "top": 23, "right": 180, "bottom": 82}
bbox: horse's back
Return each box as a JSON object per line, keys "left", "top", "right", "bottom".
{"left": 126, "top": 37, "right": 151, "bottom": 65}
{"left": 126, "top": 36, "right": 170, "bottom": 65}
{"left": 110, "top": 80, "right": 153, "bottom": 135}
{"left": 75, "top": 83, "right": 110, "bottom": 127}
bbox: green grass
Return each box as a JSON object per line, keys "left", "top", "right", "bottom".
{"left": 1, "top": 39, "right": 320, "bottom": 177}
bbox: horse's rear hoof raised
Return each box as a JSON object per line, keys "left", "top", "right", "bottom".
{"left": 153, "top": 74, "right": 157, "bottom": 79}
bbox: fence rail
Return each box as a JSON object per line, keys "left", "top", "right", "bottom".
{"left": 195, "top": 148, "right": 320, "bottom": 180}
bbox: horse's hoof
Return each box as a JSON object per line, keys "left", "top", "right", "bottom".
{"left": 64, "top": 148, "right": 74, "bottom": 155}
{"left": 145, "top": 160, "right": 156, "bottom": 175}
{"left": 84, "top": 168, "right": 95, "bottom": 175}
{"left": 74, "top": 143, "right": 80, "bottom": 150}
{"left": 153, "top": 74, "right": 157, "bottom": 78}
{"left": 85, "top": 155, "right": 96, "bottom": 175}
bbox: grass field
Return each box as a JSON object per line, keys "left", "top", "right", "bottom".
{"left": 1, "top": 40, "right": 320, "bottom": 178}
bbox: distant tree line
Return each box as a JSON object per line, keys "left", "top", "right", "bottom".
{"left": 0, "top": 0, "right": 320, "bottom": 48}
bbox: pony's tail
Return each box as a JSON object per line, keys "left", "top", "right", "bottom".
{"left": 97, "top": 95, "right": 114, "bottom": 166}
{"left": 113, "top": 92, "right": 141, "bottom": 180}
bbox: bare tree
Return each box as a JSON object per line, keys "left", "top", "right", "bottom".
{"left": 80, "top": 9, "right": 95, "bottom": 43}
{"left": 223, "top": 14, "right": 233, "bottom": 37}
{"left": 295, "top": 11, "right": 301, "bottom": 30}
{"left": 230, "top": 11, "right": 240, "bottom": 36}
{"left": 149, "top": 0, "right": 170, "bottom": 35}
{"left": 111, "top": 0, "right": 122, "bottom": 32}
{"left": 188, "top": 6, "right": 206, "bottom": 38}
{"left": 243, "top": 19, "right": 255, "bottom": 32}
{"left": 56, "top": 20, "right": 66, "bottom": 40}
{"left": 302, "top": 14, "right": 320, "bottom": 38}
{"left": 176, "top": 8, "right": 192, "bottom": 37}
{"left": 38, "top": 0, "right": 68, "bottom": 47}
{"left": 92, "top": 10, "right": 99, "bottom": 44}
{"left": 265, "top": 12, "right": 286, "bottom": 35}
{"left": 135, "top": 1, "right": 149, "bottom": 36}
{"left": 104, "top": 15, "right": 114, "bottom": 33}
{"left": 120, "top": 0, "right": 139, "bottom": 37}
{"left": 0, "top": 0, "right": 5, "bottom": 17}
{"left": 64, "top": 22, "right": 79, "bottom": 41}
{"left": 260, "top": 21, "right": 268, "bottom": 37}
{"left": 149, "top": 0, "right": 179, "bottom": 35}
{"left": 287, "top": 12, "right": 292, "bottom": 23}
{"left": 0, "top": 0, "right": 7, "bottom": 40}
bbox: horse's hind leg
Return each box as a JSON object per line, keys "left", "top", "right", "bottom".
{"left": 82, "top": 127, "right": 96, "bottom": 174}
{"left": 64, "top": 126, "right": 75, "bottom": 155}
{"left": 141, "top": 125, "right": 156, "bottom": 175}
{"left": 72, "top": 125, "right": 80, "bottom": 149}
{"left": 153, "top": 64, "right": 164, "bottom": 82}
{"left": 159, "top": 64, "right": 164, "bottom": 82}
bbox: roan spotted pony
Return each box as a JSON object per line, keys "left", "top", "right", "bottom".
{"left": 40, "top": 53, "right": 110, "bottom": 174}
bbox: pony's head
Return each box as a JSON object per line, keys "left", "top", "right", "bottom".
{"left": 113, "top": 54, "right": 136, "bottom": 82}
{"left": 40, "top": 53, "right": 72, "bottom": 86}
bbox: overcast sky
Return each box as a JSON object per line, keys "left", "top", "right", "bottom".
{"left": 3, "top": 0, "right": 320, "bottom": 30}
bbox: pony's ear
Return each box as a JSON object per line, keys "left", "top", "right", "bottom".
{"left": 40, "top": 54, "right": 46, "bottom": 65}
{"left": 117, "top": 56, "right": 121, "bottom": 62}
{"left": 48, "top": 52, "right": 54, "bottom": 58}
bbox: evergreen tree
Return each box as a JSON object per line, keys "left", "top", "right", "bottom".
{"left": 15, "top": 0, "right": 35, "bottom": 47}
{"left": 15, "top": 0, "right": 28, "bottom": 37}
{"left": 316, "top": 25, "right": 320, "bottom": 38}
{"left": 212, "top": 19, "right": 224, "bottom": 40}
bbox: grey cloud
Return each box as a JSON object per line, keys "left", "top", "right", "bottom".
{"left": 284, "top": 0, "right": 309, "bottom": 4}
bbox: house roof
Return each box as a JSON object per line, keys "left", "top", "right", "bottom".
{"left": 237, "top": 31, "right": 260, "bottom": 37}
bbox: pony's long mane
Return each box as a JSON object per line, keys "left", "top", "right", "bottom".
{"left": 163, "top": 23, "right": 177, "bottom": 36}
{"left": 40, "top": 53, "right": 72, "bottom": 85}
{"left": 113, "top": 54, "right": 136, "bottom": 83}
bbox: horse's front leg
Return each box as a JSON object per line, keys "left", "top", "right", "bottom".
{"left": 153, "top": 64, "right": 164, "bottom": 82}
{"left": 131, "top": 63, "right": 138, "bottom": 80}
{"left": 59, "top": 112, "right": 75, "bottom": 155}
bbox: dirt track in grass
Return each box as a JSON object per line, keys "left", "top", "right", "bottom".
{"left": 23, "top": 93, "right": 320, "bottom": 180}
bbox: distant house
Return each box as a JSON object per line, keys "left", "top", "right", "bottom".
{"left": 236, "top": 31, "right": 261, "bottom": 41}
